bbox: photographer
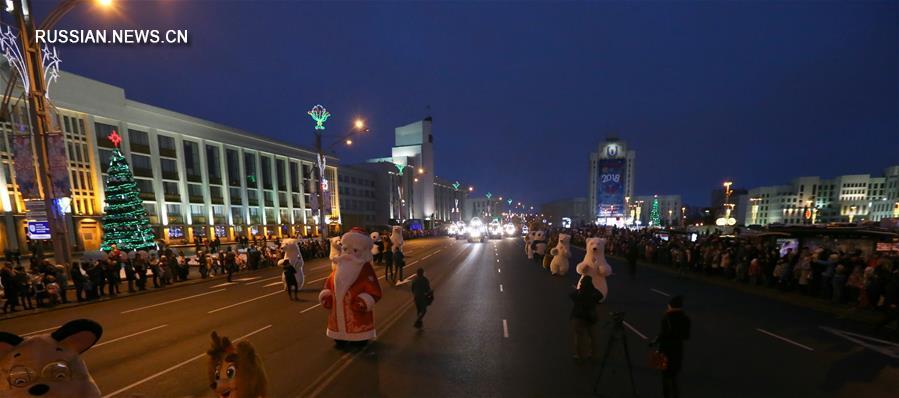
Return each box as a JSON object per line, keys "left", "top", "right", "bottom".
{"left": 570, "top": 275, "right": 603, "bottom": 360}
{"left": 653, "top": 295, "right": 691, "bottom": 398}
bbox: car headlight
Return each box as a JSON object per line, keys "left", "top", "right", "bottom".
{"left": 470, "top": 229, "right": 481, "bottom": 237}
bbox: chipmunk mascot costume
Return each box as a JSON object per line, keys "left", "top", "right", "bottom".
{"left": 0, "top": 319, "right": 103, "bottom": 398}
{"left": 207, "top": 332, "right": 268, "bottom": 398}
{"left": 576, "top": 237, "right": 613, "bottom": 301}
{"left": 319, "top": 228, "right": 383, "bottom": 345}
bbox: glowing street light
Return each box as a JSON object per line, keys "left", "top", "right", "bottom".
{"left": 354, "top": 119, "right": 365, "bottom": 129}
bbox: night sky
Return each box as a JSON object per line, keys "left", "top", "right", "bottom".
{"left": 28, "top": 0, "right": 899, "bottom": 208}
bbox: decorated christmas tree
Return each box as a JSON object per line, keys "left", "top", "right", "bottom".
{"left": 649, "top": 198, "right": 662, "bottom": 227}
{"left": 100, "top": 131, "right": 156, "bottom": 252}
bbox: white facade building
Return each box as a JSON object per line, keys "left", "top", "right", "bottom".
{"left": 744, "top": 165, "right": 899, "bottom": 226}
{"left": 589, "top": 136, "right": 635, "bottom": 223}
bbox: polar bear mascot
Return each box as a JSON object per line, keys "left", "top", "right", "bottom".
{"left": 319, "top": 228, "right": 383, "bottom": 346}
{"left": 531, "top": 230, "right": 548, "bottom": 264}
{"left": 525, "top": 231, "right": 536, "bottom": 259}
{"left": 278, "top": 238, "right": 305, "bottom": 290}
{"left": 549, "top": 233, "right": 571, "bottom": 276}
{"left": 576, "top": 237, "right": 613, "bottom": 301}
{"left": 390, "top": 226, "right": 405, "bottom": 254}
{"left": 328, "top": 236, "right": 342, "bottom": 271}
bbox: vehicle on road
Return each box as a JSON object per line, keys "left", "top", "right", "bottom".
{"left": 488, "top": 221, "right": 504, "bottom": 239}
{"left": 467, "top": 217, "right": 486, "bottom": 243}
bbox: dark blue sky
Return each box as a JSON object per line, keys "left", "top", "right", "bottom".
{"left": 32, "top": 0, "right": 899, "bottom": 207}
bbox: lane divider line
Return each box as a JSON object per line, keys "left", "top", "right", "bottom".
{"left": 756, "top": 328, "right": 815, "bottom": 351}
{"left": 650, "top": 288, "right": 671, "bottom": 297}
{"left": 264, "top": 281, "right": 283, "bottom": 287}
{"left": 623, "top": 321, "right": 648, "bottom": 340}
{"left": 498, "top": 268, "right": 501, "bottom": 273}
{"left": 503, "top": 319, "right": 509, "bottom": 338}
{"left": 121, "top": 289, "right": 226, "bottom": 314}
{"left": 499, "top": 284, "right": 503, "bottom": 292}
{"left": 300, "top": 303, "right": 322, "bottom": 314}
{"left": 210, "top": 282, "right": 237, "bottom": 288}
{"left": 233, "top": 277, "right": 260, "bottom": 282}
{"left": 246, "top": 275, "right": 282, "bottom": 285}
{"left": 207, "top": 291, "right": 282, "bottom": 314}
{"left": 20, "top": 325, "right": 61, "bottom": 337}
{"left": 101, "top": 324, "right": 272, "bottom": 398}
{"left": 94, "top": 324, "right": 168, "bottom": 348}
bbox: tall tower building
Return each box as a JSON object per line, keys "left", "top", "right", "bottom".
{"left": 588, "top": 136, "right": 636, "bottom": 224}
{"left": 390, "top": 117, "right": 435, "bottom": 219}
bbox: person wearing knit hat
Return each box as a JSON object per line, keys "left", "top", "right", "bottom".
{"left": 655, "top": 294, "right": 691, "bottom": 398}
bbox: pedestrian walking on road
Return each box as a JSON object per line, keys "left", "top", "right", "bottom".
{"left": 1, "top": 262, "right": 20, "bottom": 313}
{"left": 626, "top": 241, "right": 639, "bottom": 280}
{"left": 570, "top": 275, "right": 602, "bottom": 360}
{"left": 282, "top": 258, "right": 299, "bottom": 300}
{"left": 384, "top": 235, "right": 394, "bottom": 281}
{"left": 653, "top": 295, "right": 691, "bottom": 398}
{"left": 411, "top": 268, "right": 433, "bottom": 328}
{"left": 225, "top": 247, "right": 237, "bottom": 283}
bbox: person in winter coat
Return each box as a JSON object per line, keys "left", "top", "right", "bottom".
{"left": 70, "top": 262, "right": 87, "bottom": 302}
{"left": 654, "top": 295, "right": 691, "bottom": 398}
{"left": 570, "top": 275, "right": 603, "bottom": 360}
{"left": 411, "top": 268, "right": 432, "bottom": 328}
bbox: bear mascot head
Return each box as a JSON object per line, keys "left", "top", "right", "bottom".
{"left": 370, "top": 232, "right": 381, "bottom": 256}
{"left": 328, "top": 236, "right": 343, "bottom": 270}
{"left": 576, "top": 237, "right": 612, "bottom": 301}
{"left": 0, "top": 319, "right": 103, "bottom": 398}
{"left": 279, "top": 238, "right": 303, "bottom": 270}
{"left": 207, "top": 331, "right": 268, "bottom": 398}
{"left": 549, "top": 233, "right": 572, "bottom": 276}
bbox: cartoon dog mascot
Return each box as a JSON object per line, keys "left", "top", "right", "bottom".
{"left": 549, "top": 233, "right": 572, "bottom": 276}
{"left": 207, "top": 331, "right": 268, "bottom": 398}
{"left": 576, "top": 237, "right": 613, "bottom": 301}
{"left": 279, "top": 239, "right": 305, "bottom": 297}
{"left": 531, "top": 230, "right": 548, "bottom": 264}
{"left": 328, "top": 236, "right": 342, "bottom": 271}
{"left": 320, "top": 229, "right": 383, "bottom": 346}
{"left": 0, "top": 319, "right": 103, "bottom": 397}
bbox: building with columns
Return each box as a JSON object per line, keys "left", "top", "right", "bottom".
{"left": 1, "top": 71, "right": 338, "bottom": 253}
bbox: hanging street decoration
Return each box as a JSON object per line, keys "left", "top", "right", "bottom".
{"left": 1, "top": 26, "right": 29, "bottom": 93}
{"left": 486, "top": 192, "right": 492, "bottom": 200}
{"left": 100, "top": 130, "right": 156, "bottom": 252}
{"left": 395, "top": 163, "right": 406, "bottom": 176}
{"left": 452, "top": 181, "right": 460, "bottom": 191}
{"left": 308, "top": 104, "right": 331, "bottom": 130}
{"left": 41, "top": 45, "right": 61, "bottom": 99}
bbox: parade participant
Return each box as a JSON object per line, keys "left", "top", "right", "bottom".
{"left": 550, "top": 233, "right": 572, "bottom": 276}
{"left": 411, "top": 268, "right": 433, "bottom": 328}
{"left": 570, "top": 275, "right": 602, "bottom": 360}
{"left": 0, "top": 319, "right": 103, "bottom": 397}
{"left": 390, "top": 226, "right": 406, "bottom": 282}
{"left": 370, "top": 232, "right": 384, "bottom": 264}
{"left": 279, "top": 239, "right": 305, "bottom": 300}
{"left": 328, "top": 237, "right": 342, "bottom": 271}
{"left": 206, "top": 332, "right": 268, "bottom": 398}
{"left": 319, "top": 228, "right": 383, "bottom": 348}
{"left": 576, "top": 237, "right": 613, "bottom": 301}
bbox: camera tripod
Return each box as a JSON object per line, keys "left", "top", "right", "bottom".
{"left": 592, "top": 313, "right": 638, "bottom": 398}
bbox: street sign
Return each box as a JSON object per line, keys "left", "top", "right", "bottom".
{"left": 27, "top": 221, "right": 51, "bottom": 240}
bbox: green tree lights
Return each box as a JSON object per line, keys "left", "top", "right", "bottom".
{"left": 650, "top": 198, "right": 662, "bottom": 227}
{"left": 100, "top": 131, "right": 156, "bottom": 252}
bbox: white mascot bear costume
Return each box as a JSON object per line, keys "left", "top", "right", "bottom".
{"left": 278, "top": 238, "right": 305, "bottom": 289}
{"left": 328, "top": 236, "right": 342, "bottom": 271}
{"left": 576, "top": 237, "right": 613, "bottom": 301}
{"left": 525, "top": 231, "right": 535, "bottom": 259}
{"left": 549, "top": 233, "right": 571, "bottom": 276}
{"left": 370, "top": 232, "right": 381, "bottom": 258}
{"left": 390, "top": 226, "right": 404, "bottom": 254}
{"left": 319, "top": 228, "right": 383, "bottom": 343}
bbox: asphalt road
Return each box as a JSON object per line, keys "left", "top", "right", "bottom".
{"left": 3, "top": 236, "right": 898, "bottom": 397}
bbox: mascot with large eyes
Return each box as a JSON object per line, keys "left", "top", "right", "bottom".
{"left": 207, "top": 332, "right": 268, "bottom": 398}
{"left": 0, "top": 319, "right": 103, "bottom": 398}
{"left": 319, "top": 228, "right": 383, "bottom": 348}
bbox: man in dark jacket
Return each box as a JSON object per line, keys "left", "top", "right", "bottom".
{"left": 570, "top": 275, "right": 603, "bottom": 360}
{"left": 655, "top": 295, "right": 691, "bottom": 398}
{"left": 626, "top": 242, "right": 639, "bottom": 280}
{"left": 411, "top": 268, "right": 432, "bottom": 328}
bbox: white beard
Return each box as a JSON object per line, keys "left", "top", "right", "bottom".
{"left": 334, "top": 254, "right": 365, "bottom": 296}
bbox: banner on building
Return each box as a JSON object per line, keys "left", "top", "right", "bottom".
{"left": 46, "top": 133, "right": 72, "bottom": 198}
{"left": 597, "top": 158, "right": 625, "bottom": 217}
{"left": 12, "top": 134, "right": 40, "bottom": 199}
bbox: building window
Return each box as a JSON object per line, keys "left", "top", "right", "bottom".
{"left": 231, "top": 206, "right": 244, "bottom": 224}
{"left": 244, "top": 153, "right": 257, "bottom": 187}
{"left": 135, "top": 178, "right": 154, "bottom": 200}
{"left": 157, "top": 134, "right": 176, "bottom": 157}
{"left": 226, "top": 148, "right": 241, "bottom": 186}
{"left": 261, "top": 156, "right": 273, "bottom": 190}
{"left": 183, "top": 140, "right": 201, "bottom": 182}
{"left": 160, "top": 158, "right": 179, "bottom": 180}
{"left": 290, "top": 162, "right": 301, "bottom": 193}
{"left": 95, "top": 122, "right": 117, "bottom": 148}
{"left": 129, "top": 129, "right": 150, "bottom": 153}
{"left": 188, "top": 184, "right": 205, "bottom": 203}
{"left": 163, "top": 181, "right": 180, "bottom": 201}
{"left": 98, "top": 149, "right": 113, "bottom": 173}
{"left": 131, "top": 154, "right": 152, "bottom": 177}
{"left": 206, "top": 145, "right": 222, "bottom": 184}
{"left": 229, "top": 187, "right": 242, "bottom": 205}
{"left": 276, "top": 159, "right": 287, "bottom": 191}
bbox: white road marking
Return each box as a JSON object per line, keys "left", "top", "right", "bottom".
{"left": 207, "top": 291, "right": 282, "bottom": 314}
{"left": 623, "top": 321, "right": 649, "bottom": 340}
{"left": 498, "top": 268, "right": 501, "bottom": 273}
{"left": 264, "top": 281, "right": 283, "bottom": 287}
{"left": 496, "top": 259, "right": 500, "bottom": 263}
{"left": 102, "top": 324, "right": 272, "bottom": 398}
{"left": 499, "top": 284, "right": 503, "bottom": 292}
{"left": 210, "top": 282, "right": 237, "bottom": 288}
{"left": 233, "top": 277, "right": 260, "bottom": 282}
{"left": 650, "top": 288, "right": 671, "bottom": 297}
{"left": 756, "top": 328, "right": 815, "bottom": 351}
{"left": 246, "top": 275, "right": 282, "bottom": 285}
{"left": 20, "top": 325, "right": 61, "bottom": 337}
{"left": 121, "top": 289, "right": 226, "bottom": 314}
{"left": 395, "top": 274, "right": 417, "bottom": 286}
{"left": 94, "top": 324, "right": 168, "bottom": 348}
{"left": 301, "top": 303, "right": 322, "bottom": 314}
{"left": 503, "top": 319, "right": 509, "bottom": 338}
{"left": 819, "top": 326, "right": 899, "bottom": 359}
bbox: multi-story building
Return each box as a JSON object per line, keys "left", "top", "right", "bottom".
{"left": 463, "top": 196, "right": 507, "bottom": 221}
{"left": 337, "top": 165, "right": 378, "bottom": 228}
{"left": 744, "top": 165, "right": 899, "bottom": 226}
{"left": 632, "top": 194, "right": 683, "bottom": 227}
{"left": 589, "top": 136, "right": 636, "bottom": 224}
{"left": 1, "top": 71, "right": 339, "bottom": 253}
{"left": 541, "top": 197, "right": 589, "bottom": 227}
